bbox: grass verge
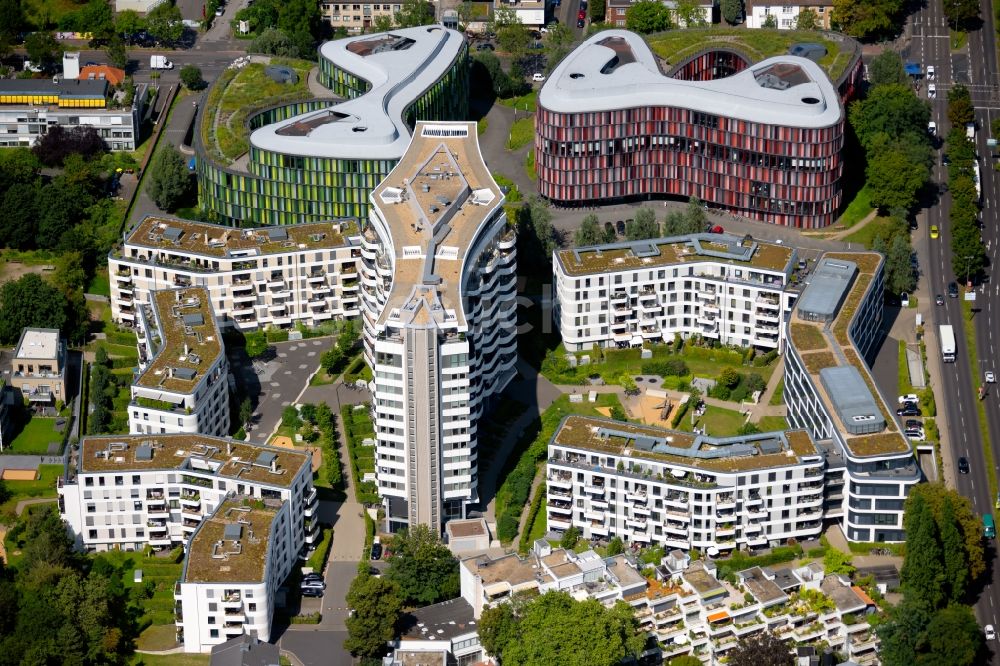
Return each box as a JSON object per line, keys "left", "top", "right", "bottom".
{"left": 961, "top": 299, "right": 997, "bottom": 498}
{"left": 498, "top": 90, "right": 537, "bottom": 112}
{"left": 506, "top": 117, "right": 534, "bottom": 151}
{"left": 769, "top": 378, "right": 785, "bottom": 406}
{"left": 836, "top": 184, "right": 873, "bottom": 228}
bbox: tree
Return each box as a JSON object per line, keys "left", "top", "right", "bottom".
{"left": 942, "top": 0, "right": 979, "bottom": 28}
{"left": 560, "top": 525, "right": 581, "bottom": 549}
{"left": 607, "top": 536, "right": 625, "bottom": 555}
{"left": 908, "top": 483, "right": 985, "bottom": 585}
{"left": 244, "top": 330, "right": 267, "bottom": 358}
{"left": 830, "top": 0, "right": 902, "bottom": 39}
{"left": 25, "top": 32, "right": 61, "bottom": 71}
{"left": 625, "top": 0, "right": 672, "bottom": 33}
{"left": 146, "top": 143, "right": 191, "bottom": 212}
{"left": 344, "top": 572, "right": 402, "bottom": 657}
{"left": 491, "top": 6, "right": 531, "bottom": 58}
{"left": 883, "top": 233, "right": 916, "bottom": 294}
{"left": 762, "top": 13, "right": 777, "bottom": 27}
{"left": 868, "top": 50, "right": 908, "bottom": 87}
{"left": 921, "top": 603, "right": 984, "bottom": 665}
{"left": 721, "top": 0, "right": 743, "bottom": 23}
{"left": 499, "top": 592, "right": 645, "bottom": 666}
{"left": 115, "top": 9, "right": 145, "bottom": 38}
{"left": 947, "top": 85, "right": 975, "bottom": 128}
{"left": 0, "top": 274, "right": 68, "bottom": 344}
{"left": 179, "top": 65, "right": 205, "bottom": 91}
{"left": 795, "top": 7, "right": 819, "bottom": 28}
{"left": 518, "top": 196, "right": 557, "bottom": 266}
{"left": 901, "top": 491, "right": 946, "bottom": 611}
{"left": 385, "top": 524, "right": 460, "bottom": 605}
{"left": 32, "top": 126, "right": 106, "bottom": 168}
{"left": 238, "top": 398, "right": 252, "bottom": 428}
{"left": 736, "top": 422, "right": 761, "bottom": 435}
{"left": 823, "top": 549, "right": 856, "bottom": 576}
{"left": 673, "top": 0, "right": 706, "bottom": 26}
{"left": 877, "top": 598, "right": 928, "bottom": 665}
{"left": 575, "top": 214, "right": 605, "bottom": 246}
{"left": 544, "top": 23, "right": 574, "bottom": 65}
{"left": 145, "top": 2, "right": 184, "bottom": 44}
{"left": 848, "top": 84, "right": 931, "bottom": 150}
{"left": 625, "top": 207, "right": 659, "bottom": 240}
{"left": 0, "top": 0, "right": 26, "bottom": 44}
{"left": 938, "top": 496, "right": 968, "bottom": 603}
{"left": 865, "top": 146, "right": 928, "bottom": 213}
{"left": 479, "top": 601, "right": 518, "bottom": 659}
{"left": 281, "top": 405, "right": 301, "bottom": 428}
{"left": 372, "top": 14, "right": 394, "bottom": 31}
{"left": 104, "top": 34, "right": 128, "bottom": 69}
{"left": 249, "top": 27, "right": 298, "bottom": 57}
{"left": 718, "top": 367, "right": 740, "bottom": 389}
{"left": 589, "top": 0, "right": 606, "bottom": 21}
{"left": 80, "top": 0, "right": 116, "bottom": 44}
{"left": 394, "top": 0, "right": 435, "bottom": 27}
{"left": 728, "top": 630, "right": 793, "bottom": 666}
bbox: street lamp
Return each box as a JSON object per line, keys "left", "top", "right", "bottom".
{"left": 965, "top": 254, "right": 975, "bottom": 289}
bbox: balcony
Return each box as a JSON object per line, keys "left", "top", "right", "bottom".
{"left": 633, "top": 504, "right": 651, "bottom": 516}
{"left": 626, "top": 489, "right": 647, "bottom": 502}
{"left": 610, "top": 291, "right": 628, "bottom": 303}
{"left": 584, "top": 483, "right": 606, "bottom": 495}
{"left": 548, "top": 500, "right": 572, "bottom": 514}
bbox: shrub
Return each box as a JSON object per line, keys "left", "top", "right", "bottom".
{"left": 518, "top": 482, "right": 547, "bottom": 553}
{"left": 753, "top": 350, "right": 779, "bottom": 366}
{"left": 671, "top": 398, "right": 691, "bottom": 428}
{"left": 497, "top": 513, "right": 519, "bottom": 542}
{"left": 718, "top": 367, "right": 741, "bottom": 388}
{"left": 709, "top": 385, "right": 731, "bottom": 401}
{"left": 745, "top": 373, "right": 766, "bottom": 394}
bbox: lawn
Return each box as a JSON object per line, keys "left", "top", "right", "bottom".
{"left": 95, "top": 550, "right": 185, "bottom": 627}
{"left": 136, "top": 624, "right": 179, "bottom": 652}
{"left": 498, "top": 90, "right": 538, "bottom": 113}
{"left": 524, "top": 151, "right": 537, "bottom": 182}
{"left": 131, "top": 655, "right": 209, "bottom": 666}
{"left": 86, "top": 267, "right": 111, "bottom": 297}
{"left": 0, "top": 464, "right": 63, "bottom": 516}
{"left": 676, "top": 404, "right": 746, "bottom": 437}
{"left": 756, "top": 415, "right": 789, "bottom": 432}
{"left": 507, "top": 117, "right": 535, "bottom": 151}
{"left": 836, "top": 184, "right": 873, "bottom": 228}
{"left": 842, "top": 215, "right": 896, "bottom": 248}
{"left": 768, "top": 378, "right": 785, "bottom": 406}
{"left": 5, "top": 417, "right": 65, "bottom": 455}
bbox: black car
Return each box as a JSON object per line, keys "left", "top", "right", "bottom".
{"left": 958, "top": 456, "right": 970, "bottom": 474}
{"left": 897, "top": 405, "right": 921, "bottom": 416}
{"left": 580, "top": 0, "right": 588, "bottom": 9}
{"left": 905, "top": 419, "right": 922, "bottom": 429}
{"left": 948, "top": 282, "right": 960, "bottom": 298}
{"left": 577, "top": 17, "right": 586, "bottom": 27}
{"left": 370, "top": 542, "right": 383, "bottom": 560}
{"left": 302, "top": 587, "right": 324, "bottom": 598}
{"left": 302, "top": 573, "right": 323, "bottom": 583}
{"left": 476, "top": 42, "right": 495, "bottom": 51}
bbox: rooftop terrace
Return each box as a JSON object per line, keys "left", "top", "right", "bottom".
{"left": 551, "top": 415, "right": 821, "bottom": 473}
{"left": 370, "top": 122, "right": 503, "bottom": 329}
{"left": 183, "top": 497, "right": 277, "bottom": 584}
{"left": 136, "top": 288, "right": 222, "bottom": 393}
{"left": 556, "top": 233, "right": 794, "bottom": 277}
{"left": 787, "top": 252, "right": 911, "bottom": 458}
{"left": 79, "top": 434, "right": 309, "bottom": 487}
{"left": 124, "top": 216, "right": 357, "bottom": 259}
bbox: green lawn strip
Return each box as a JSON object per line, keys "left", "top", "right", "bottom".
{"left": 961, "top": 299, "right": 997, "bottom": 498}
{"left": 756, "top": 415, "right": 789, "bottom": 432}
{"left": 847, "top": 541, "right": 905, "bottom": 556}
{"left": 341, "top": 405, "right": 378, "bottom": 504}
{"left": 842, "top": 215, "right": 896, "bottom": 247}
{"left": 498, "top": 90, "right": 537, "bottom": 112}
{"left": 0, "top": 464, "right": 63, "bottom": 514}
{"left": 768, "top": 378, "right": 785, "bottom": 406}
{"left": 136, "top": 624, "right": 178, "bottom": 651}
{"left": 477, "top": 117, "right": 488, "bottom": 135}
{"left": 835, "top": 184, "right": 873, "bottom": 228}
{"left": 6, "top": 417, "right": 64, "bottom": 454}
{"left": 676, "top": 404, "right": 746, "bottom": 437}
{"left": 518, "top": 480, "right": 547, "bottom": 554}
{"left": 950, "top": 28, "right": 967, "bottom": 50}
{"left": 86, "top": 267, "right": 111, "bottom": 297}
{"left": 524, "top": 150, "right": 537, "bottom": 182}
{"left": 506, "top": 117, "right": 535, "bottom": 151}
{"left": 897, "top": 339, "right": 914, "bottom": 396}
{"left": 494, "top": 393, "right": 625, "bottom": 543}
{"left": 131, "top": 654, "right": 210, "bottom": 666}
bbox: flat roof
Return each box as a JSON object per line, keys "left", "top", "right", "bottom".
{"left": 787, "top": 251, "right": 911, "bottom": 458}
{"left": 462, "top": 552, "right": 550, "bottom": 588}
{"left": 124, "top": 216, "right": 357, "bottom": 259}
{"left": 445, "top": 518, "right": 488, "bottom": 539}
{"left": 398, "top": 597, "right": 477, "bottom": 642}
{"left": 251, "top": 26, "right": 466, "bottom": 160}
{"left": 369, "top": 121, "right": 503, "bottom": 329}
{"left": 79, "top": 434, "right": 309, "bottom": 488}
{"left": 0, "top": 78, "right": 108, "bottom": 99}
{"left": 539, "top": 30, "right": 842, "bottom": 129}
{"left": 683, "top": 562, "right": 725, "bottom": 598}
{"left": 820, "top": 366, "right": 886, "bottom": 434}
{"left": 738, "top": 566, "right": 787, "bottom": 605}
{"left": 795, "top": 258, "right": 856, "bottom": 321}
{"left": 183, "top": 497, "right": 277, "bottom": 584}
{"left": 135, "top": 288, "right": 222, "bottom": 393}
{"left": 13, "top": 328, "right": 60, "bottom": 360}
{"left": 819, "top": 575, "right": 867, "bottom": 614}
{"left": 556, "top": 233, "right": 794, "bottom": 277}
{"left": 550, "top": 415, "right": 821, "bottom": 473}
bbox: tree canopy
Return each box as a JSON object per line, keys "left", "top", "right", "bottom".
{"left": 482, "top": 591, "right": 645, "bottom": 666}
{"left": 625, "top": 207, "right": 660, "bottom": 240}
{"left": 831, "top": 0, "right": 903, "bottom": 40}
{"left": 867, "top": 50, "right": 908, "bottom": 87}
{"left": 385, "top": 524, "right": 459, "bottom": 606}
{"left": 721, "top": 0, "right": 743, "bottom": 23}
{"left": 728, "top": 630, "right": 793, "bottom": 666}
{"left": 0, "top": 274, "right": 69, "bottom": 344}
{"left": 625, "top": 0, "right": 672, "bottom": 33}
{"left": 344, "top": 571, "right": 402, "bottom": 657}
{"left": 146, "top": 143, "right": 191, "bottom": 212}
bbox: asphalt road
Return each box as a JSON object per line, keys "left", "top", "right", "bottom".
{"left": 913, "top": 0, "right": 1000, "bottom": 656}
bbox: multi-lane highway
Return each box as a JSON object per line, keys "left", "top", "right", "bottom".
{"left": 911, "top": 0, "right": 1000, "bottom": 654}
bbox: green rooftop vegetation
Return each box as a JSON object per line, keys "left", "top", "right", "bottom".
{"left": 789, "top": 322, "right": 829, "bottom": 352}
{"left": 201, "top": 58, "right": 317, "bottom": 165}
{"left": 647, "top": 28, "right": 858, "bottom": 84}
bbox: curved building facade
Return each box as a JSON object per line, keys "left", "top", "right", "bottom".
{"left": 535, "top": 30, "right": 846, "bottom": 228}
{"left": 197, "top": 26, "right": 469, "bottom": 226}
{"left": 361, "top": 122, "right": 517, "bottom": 531}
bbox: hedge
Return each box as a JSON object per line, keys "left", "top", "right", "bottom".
{"left": 671, "top": 398, "right": 691, "bottom": 428}
{"left": 306, "top": 526, "right": 333, "bottom": 571}
{"left": 518, "top": 481, "right": 547, "bottom": 554}
{"left": 715, "top": 544, "right": 803, "bottom": 581}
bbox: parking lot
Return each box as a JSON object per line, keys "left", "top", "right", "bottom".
{"left": 227, "top": 337, "right": 332, "bottom": 444}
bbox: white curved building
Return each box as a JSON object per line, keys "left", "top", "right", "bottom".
{"left": 361, "top": 121, "right": 518, "bottom": 531}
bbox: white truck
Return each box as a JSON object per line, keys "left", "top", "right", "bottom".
{"left": 966, "top": 122, "right": 976, "bottom": 141}
{"left": 940, "top": 324, "right": 956, "bottom": 363}
{"left": 150, "top": 55, "right": 173, "bottom": 70}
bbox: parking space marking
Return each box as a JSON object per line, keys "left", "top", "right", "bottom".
{"left": 270, "top": 382, "right": 280, "bottom": 388}
{"left": 281, "top": 401, "right": 292, "bottom": 406}
{"left": 278, "top": 353, "right": 288, "bottom": 358}
{"left": 299, "top": 364, "right": 310, "bottom": 369}
{"left": 307, "top": 351, "right": 316, "bottom": 357}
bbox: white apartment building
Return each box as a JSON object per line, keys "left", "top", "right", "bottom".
{"left": 545, "top": 416, "right": 826, "bottom": 553}
{"left": 383, "top": 597, "right": 483, "bottom": 666}
{"left": 320, "top": 1, "right": 401, "bottom": 33}
{"left": 57, "top": 433, "right": 319, "bottom": 553}
{"left": 109, "top": 216, "right": 361, "bottom": 331}
{"left": 362, "top": 121, "right": 517, "bottom": 531}
{"left": 554, "top": 234, "right": 799, "bottom": 353}
{"left": 784, "top": 253, "right": 921, "bottom": 543}
{"left": 745, "top": 0, "right": 834, "bottom": 29}
{"left": 9, "top": 327, "right": 66, "bottom": 406}
{"left": 175, "top": 496, "right": 295, "bottom": 653}
{"left": 130, "top": 287, "right": 230, "bottom": 437}
{"left": 459, "top": 542, "right": 879, "bottom": 664}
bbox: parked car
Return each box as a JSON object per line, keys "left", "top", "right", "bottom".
{"left": 708, "top": 225, "right": 724, "bottom": 234}
{"left": 905, "top": 429, "right": 925, "bottom": 441}
{"left": 897, "top": 394, "right": 919, "bottom": 404}
{"left": 577, "top": 17, "right": 585, "bottom": 27}
{"left": 302, "top": 572, "right": 323, "bottom": 582}
{"left": 476, "top": 42, "right": 495, "bottom": 51}
{"left": 905, "top": 419, "right": 923, "bottom": 429}
{"left": 897, "top": 404, "right": 921, "bottom": 417}
{"left": 958, "top": 457, "right": 970, "bottom": 474}
{"left": 302, "top": 587, "right": 324, "bottom": 598}
{"left": 370, "top": 542, "right": 383, "bottom": 560}
{"left": 578, "top": 9, "right": 586, "bottom": 19}
{"left": 300, "top": 579, "right": 326, "bottom": 590}
{"left": 532, "top": 72, "right": 546, "bottom": 82}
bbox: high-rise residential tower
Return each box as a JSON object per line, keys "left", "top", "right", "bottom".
{"left": 361, "top": 121, "right": 517, "bottom": 531}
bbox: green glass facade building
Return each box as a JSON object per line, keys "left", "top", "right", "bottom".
{"left": 197, "top": 27, "right": 469, "bottom": 226}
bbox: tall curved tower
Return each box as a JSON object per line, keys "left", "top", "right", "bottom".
{"left": 361, "top": 121, "right": 517, "bottom": 531}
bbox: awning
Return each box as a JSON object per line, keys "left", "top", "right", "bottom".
{"left": 904, "top": 62, "right": 921, "bottom": 76}
{"left": 707, "top": 610, "right": 730, "bottom": 623}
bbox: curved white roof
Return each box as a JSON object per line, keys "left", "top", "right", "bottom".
{"left": 250, "top": 26, "right": 465, "bottom": 160}
{"left": 539, "top": 30, "right": 842, "bottom": 129}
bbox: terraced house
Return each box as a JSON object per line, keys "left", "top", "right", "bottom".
{"left": 130, "top": 287, "right": 230, "bottom": 437}
{"left": 109, "top": 216, "right": 361, "bottom": 331}
{"left": 362, "top": 122, "right": 517, "bottom": 531}
{"left": 553, "top": 233, "right": 800, "bottom": 353}
{"left": 196, "top": 26, "right": 469, "bottom": 226}
{"left": 57, "top": 433, "right": 318, "bottom": 554}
